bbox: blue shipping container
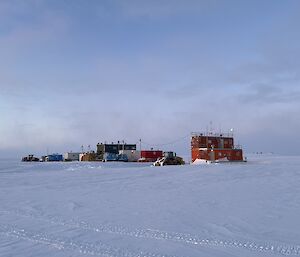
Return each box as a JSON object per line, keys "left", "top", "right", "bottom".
{"left": 104, "top": 153, "right": 128, "bottom": 162}
{"left": 47, "top": 154, "right": 63, "bottom": 162}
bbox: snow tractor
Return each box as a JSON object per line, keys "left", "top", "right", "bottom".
{"left": 22, "top": 155, "right": 40, "bottom": 162}
{"left": 153, "top": 152, "right": 185, "bottom": 166}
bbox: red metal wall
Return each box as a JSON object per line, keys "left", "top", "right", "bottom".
{"left": 191, "top": 136, "right": 207, "bottom": 148}
{"left": 222, "top": 137, "right": 234, "bottom": 149}
{"left": 192, "top": 148, "right": 207, "bottom": 162}
{"left": 191, "top": 136, "right": 234, "bottom": 149}
{"left": 192, "top": 149, "right": 243, "bottom": 162}
{"left": 141, "top": 150, "right": 163, "bottom": 159}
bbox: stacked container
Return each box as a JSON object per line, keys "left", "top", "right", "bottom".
{"left": 191, "top": 133, "right": 243, "bottom": 162}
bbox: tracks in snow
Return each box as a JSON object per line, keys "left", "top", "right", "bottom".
{"left": 1, "top": 209, "right": 300, "bottom": 256}
{"left": 0, "top": 224, "right": 175, "bottom": 257}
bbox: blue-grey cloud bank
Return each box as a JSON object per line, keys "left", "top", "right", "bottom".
{"left": 0, "top": 0, "right": 300, "bottom": 157}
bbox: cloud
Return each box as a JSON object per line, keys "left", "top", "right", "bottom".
{"left": 1, "top": 0, "right": 300, "bottom": 156}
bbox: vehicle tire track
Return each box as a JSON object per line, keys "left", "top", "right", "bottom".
{"left": 1, "top": 209, "right": 300, "bottom": 256}
{"left": 0, "top": 224, "right": 177, "bottom": 257}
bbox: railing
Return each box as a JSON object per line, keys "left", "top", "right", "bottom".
{"left": 191, "top": 145, "right": 243, "bottom": 150}
{"left": 191, "top": 132, "right": 234, "bottom": 137}
{"left": 234, "top": 145, "right": 243, "bottom": 150}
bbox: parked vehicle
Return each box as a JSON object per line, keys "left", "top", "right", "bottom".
{"left": 22, "top": 155, "right": 40, "bottom": 162}
{"left": 153, "top": 152, "right": 185, "bottom": 166}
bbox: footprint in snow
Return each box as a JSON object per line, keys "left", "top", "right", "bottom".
{"left": 68, "top": 201, "right": 82, "bottom": 211}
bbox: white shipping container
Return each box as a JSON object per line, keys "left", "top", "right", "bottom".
{"left": 64, "top": 152, "right": 81, "bottom": 161}
{"left": 119, "top": 150, "right": 141, "bottom": 162}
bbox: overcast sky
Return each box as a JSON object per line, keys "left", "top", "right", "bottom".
{"left": 1, "top": 0, "right": 300, "bottom": 157}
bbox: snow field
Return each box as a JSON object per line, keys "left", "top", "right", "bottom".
{"left": 0, "top": 155, "right": 300, "bottom": 257}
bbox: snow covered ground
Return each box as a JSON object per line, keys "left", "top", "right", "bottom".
{"left": 0, "top": 154, "right": 300, "bottom": 257}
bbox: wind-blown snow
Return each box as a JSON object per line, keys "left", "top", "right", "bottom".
{"left": 0, "top": 155, "right": 300, "bottom": 257}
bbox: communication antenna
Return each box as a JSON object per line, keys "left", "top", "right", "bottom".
{"left": 81, "top": 145, "right": 84, "bottom": 153}
{"left": 209, "top": 121, "right": 213, "bottom": 135}
{"left": 139, "top": 138, "right": 142, "bottom": 151}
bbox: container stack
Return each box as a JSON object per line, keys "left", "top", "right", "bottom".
{"left": 191, "top": 132, "right": 244, "bottom": 163}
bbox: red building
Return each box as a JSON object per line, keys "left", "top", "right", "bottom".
{"left": 191, "top": 132, "right": 244, "bottom": 162}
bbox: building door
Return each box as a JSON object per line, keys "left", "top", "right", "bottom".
{"left": 209, "top": 150, "right": 215, "bottom": 162}
{"left": 220, "top": 138, "right": 224, "bottom": 149}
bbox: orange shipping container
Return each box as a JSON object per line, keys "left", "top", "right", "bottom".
{"left": 192, "top": 148, "right": 243, "bottom": 162}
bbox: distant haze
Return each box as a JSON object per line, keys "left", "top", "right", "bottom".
{"left": 0, "top": 0, "right": 300, "bottom": 157}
